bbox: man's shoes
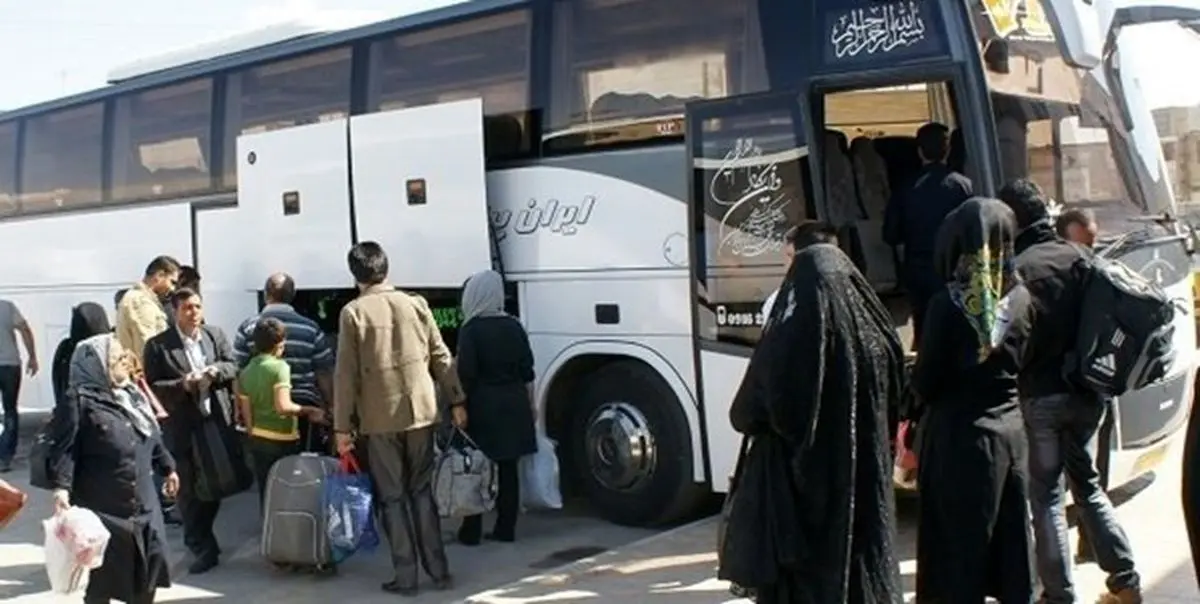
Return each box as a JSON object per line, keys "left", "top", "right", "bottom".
{"left": 162, "top": 506, "right": 182, "bottom": 526}
{"left": 432, "top": 575, "right": 454, "bottom": 591}
{"left": 381, "top": 580, "right": 418, "bottom": 596}
{"left": 1096, "top": 588, "right": 1143, "bottom": 604}
{"left": 0, "top": 460, "right": 11, "bottom": 473}
{"left": 188, "top": 555, "right": 219, "bottom": 575}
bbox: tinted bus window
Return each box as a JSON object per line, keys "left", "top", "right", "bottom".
{"left": 222, "top": 48, "right": 352, "bottom": 188}
{"left": 366, "top": 10, "right": 533, "bottom": 158}
{"left": 111, "top": 78, "right": 214, "bottom": 202}
{"left": 20, "top": 103, "right": 105, "bottom": 213}
{"left": 545, "top": 0, "right": 769, "bottom": 151}
{"left": 0, "top": 122, "right": 16, "bottom": 217}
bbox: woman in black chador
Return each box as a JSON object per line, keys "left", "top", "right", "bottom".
{"left": 913, "top": 197, "right": 1035, "bottom": 602}
{"left": 720, "top": 243, "right": 906, "bottom": 603}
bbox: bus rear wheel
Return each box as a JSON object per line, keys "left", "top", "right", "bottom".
{"left": 568, "top": 360, "right": 702, "bottom": 527}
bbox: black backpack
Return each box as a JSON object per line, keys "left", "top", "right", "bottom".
{"left": 1067, "top": 247, "right": 1179, "bottom": 397}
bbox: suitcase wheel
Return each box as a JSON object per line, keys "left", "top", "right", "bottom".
{"left": 314, "top": 564, "right": 338, "bottom": 577}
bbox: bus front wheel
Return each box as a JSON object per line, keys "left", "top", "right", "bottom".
{"left": 568, "top": 360, "right": 703, "bottom": 527}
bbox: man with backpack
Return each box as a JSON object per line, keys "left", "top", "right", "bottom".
{"left": 998, "top": 179, "right": 1143, "bottom": 604}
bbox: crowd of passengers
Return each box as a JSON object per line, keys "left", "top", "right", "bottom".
{"left": 3, "top": 122, "right": 1200, "bottom": 604}
{"left": 7, "top": 242, "right": 534, "bottom": 603}
{"left": 718, "top": 122, "right": 1197, "bottom": 604}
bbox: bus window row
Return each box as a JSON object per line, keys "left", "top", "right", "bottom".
{"left": 0, "top": 0, "right": 769, "bottom": 216}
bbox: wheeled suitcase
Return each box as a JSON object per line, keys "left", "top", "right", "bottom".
{"left": 261, "top": 452, "right": 341, "bottom": 573}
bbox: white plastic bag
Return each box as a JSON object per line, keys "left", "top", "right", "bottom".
{"left": 43, "top": 507, "right": 111, "bottom": 594}
{"left": 519, "top": 429, "right": 563, "bottom": 511}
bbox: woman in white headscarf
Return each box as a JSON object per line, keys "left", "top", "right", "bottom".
{"left": 454, "top": 269, "right": 536, "bottom": 546}
{"left": 46, "top": 334, "right": 179, "bottom": 604}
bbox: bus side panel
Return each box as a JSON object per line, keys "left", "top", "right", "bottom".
{"left": 236, "top": 119, "right": 354, "bottom": 289}
{"left": 0, "top": 203, "right": 193, "bottom": 411}
{"left": 195, "top": 205, "right": 261, "bottom": 338}
{"left": 699, "top": 349, "right": 748, "bottom": 493}
{"left": 488, "top": 147, "right": 690, "bottom": 274}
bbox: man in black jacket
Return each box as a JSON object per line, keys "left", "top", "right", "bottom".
{"left": 998, "top": 179, "right": 1142, "bottom": 604}
{"left": 882, "top": 122, "right": 973, "bottom": 349}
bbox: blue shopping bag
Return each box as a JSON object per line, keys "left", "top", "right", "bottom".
{"left": 324, "top": 454, "right": 379, "bottom": 562}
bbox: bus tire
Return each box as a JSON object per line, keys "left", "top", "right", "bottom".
{"left": 568, "top": 360, "right": 702, "bottom": 527}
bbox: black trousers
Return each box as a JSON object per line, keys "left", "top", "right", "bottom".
{"left": 176, "top": 454, "right": 222, "bottom": 561}
{"left": 0, "top": 365, "right": 21, "bottom": 463}
{"left": 365, "top": 427, "right": 448, "bottom": 588}
{"left": 459, "top": 459, "right": 520, "bottom": 541}
{"left": 246, "top": 437, "right": 300, "bottom": 511}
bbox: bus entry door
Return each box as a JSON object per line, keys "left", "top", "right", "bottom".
{"left": 684, "top": 92, "right": 817, "bottom": 491}
{"left": 349, "top": 98, "right": 492, "bottom": 288}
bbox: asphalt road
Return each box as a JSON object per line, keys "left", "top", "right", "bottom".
{"left": 0, "top": 420, "right": 658, "bottom": 604}
{"left": 470, "top": 436, "right": 1200, "bottom": 603}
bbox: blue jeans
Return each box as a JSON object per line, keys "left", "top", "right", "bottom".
{"left": 1023, "top": 393, "right": 1139, "bottom": 602}
{"left": 0, "top": 365, "right": 21, "bottom": 464}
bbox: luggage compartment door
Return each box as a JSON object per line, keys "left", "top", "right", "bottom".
{"left": 349, "top": 99, "right": 491, "bottom": 288}
{"left": 236, "top": 119, "right": 354, "bottom": 289}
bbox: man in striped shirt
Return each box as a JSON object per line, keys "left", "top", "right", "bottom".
{"left": 234, "top": 273, "right": 335, "bottom": 452}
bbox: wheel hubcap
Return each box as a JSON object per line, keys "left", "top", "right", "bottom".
{"left": 584, "top": 402, "right": 656, "bottom": 492}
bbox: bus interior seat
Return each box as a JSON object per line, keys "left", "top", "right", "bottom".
{"left": 850, "top": 136, "right": 897, "bottom": 289}
{"left": 822, "top": 129, "right": 868, "bottom": 275}
{"left": 949, "top": 127, "right": 966, "bottom": 174}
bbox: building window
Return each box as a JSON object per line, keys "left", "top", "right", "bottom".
{"left": 0, "top": 122, "right": 16, "bottom": 217}
{"left": 111, "top": 78, "right": 214, "bottom": 202}
{"left": 223, "top": 48, "right": 352, "bottom": 188}
{"left": 546, "top": 0, "right": 768, "bottom": 150}
{"left": 366, "top": 10, "right": 532, "bottom": 159}
{"left": 20, "top": 103, "right": 104, "bottom": 213}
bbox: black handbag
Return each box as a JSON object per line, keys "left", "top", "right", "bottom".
{"left": 27, "top": 422, "right": 56, "bottom": 491}
{"left": 191, "top": 415, "right": 253, "bottom": 502}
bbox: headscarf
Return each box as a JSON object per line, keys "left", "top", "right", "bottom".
{"left": 461, "top": 270, "right": 507, "bottom": 323}
{"left": 69, "top": 334, "right": 158, "bottom": 438}
{"left": 934, "top": 197, "right": 1020, "bottom": 363}
{"left": 69, "top": 302, "right": 111, "bottom": 345}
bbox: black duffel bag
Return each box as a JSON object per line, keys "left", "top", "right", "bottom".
{"left": 191, "top": 415, "right": 252, "bottom": 502}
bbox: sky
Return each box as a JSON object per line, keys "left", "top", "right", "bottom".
{"left": 0, "top": 0, "right": 1196, "bottom": 111}
{"left": 0, "top": 0, "right": 456, "bottom": 109}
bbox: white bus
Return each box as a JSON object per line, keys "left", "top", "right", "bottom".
{"left": 1, "top": 0, "right": 1198, "bottom": 526}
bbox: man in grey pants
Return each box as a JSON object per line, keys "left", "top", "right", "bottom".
{"left": 1000, "top": 179, "right": 1141, "bottom": 604}
{"left": 333, "top": 242, "right": 467, "bottom": 597}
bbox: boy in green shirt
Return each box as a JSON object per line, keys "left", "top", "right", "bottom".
{"left": 237, "top": 317, "right": 326, "bottom": 507}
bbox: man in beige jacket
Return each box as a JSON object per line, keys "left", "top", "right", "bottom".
{"left": 333, "top": 241, "right": 465, "bottom": 596}
{"left": 116, "top": 256, "right": 180, "bottom": 357}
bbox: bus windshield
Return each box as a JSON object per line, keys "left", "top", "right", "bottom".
{"left": 977, "top": 2, "right": 1193, "bottom": 236}
{"left": 1123, "top": 22, "right": 1200, "bottom": 225}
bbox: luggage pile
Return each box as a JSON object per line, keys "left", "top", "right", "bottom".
{"left": 261, "top": 452, "right": 377, "bottom": 574}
